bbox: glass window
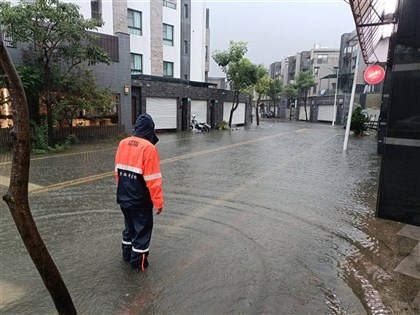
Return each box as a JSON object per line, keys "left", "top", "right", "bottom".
{"left": 131, "top": 53, "right": 142, "bottom": 75}
{"left": 163, "top": 61, "right": 174, "bottom": 77}
{"left": 184, "top": 40, "right": 189, "bottom": 54}
{"left": 128, "top": 9, "right": 142, "bottom": 36}
{"left": 163, "top": 0, "right": 176, "bottom": 9}
{"left": 317, "top": 54, "right": 328, "bottom": 64}
{"left": 184, "top": 4, "right": 189, "bottom": 18}
{"left": 163, "top": 24, "right": 174, "bottom": 46}
{"left": 91, "top": 0, "right": 102, "bottom": 20}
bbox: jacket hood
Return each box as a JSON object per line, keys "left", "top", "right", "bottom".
{"left": 133, "top": 113, "right": 159, "bottom": 144}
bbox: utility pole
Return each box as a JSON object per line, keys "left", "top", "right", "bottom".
{"left": 343, "top": 50, "right": 360, "bottom": 151}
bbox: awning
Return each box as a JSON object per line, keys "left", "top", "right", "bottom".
{"left": 349, "top": 0, "right": 398, "bottom": 64}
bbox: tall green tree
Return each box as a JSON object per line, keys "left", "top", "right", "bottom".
{"left": 213, "top": 41, "right": 259, "bottom": 127}
{"left": 0, "top": 0, "right": 110, "bottom": 146}
{"left": 294, "top": 70, "right": 316, "bottom": 122}
{"left": 1, "top": 31, "right": 77, "bottom": 315}
{"left": 267, "top": 78, "right": 283, "bottom": 119}
{"left": 253, "top": 66, "right": 270, "bottom": 125}
{"left": 283, "top": 84, "right": 298, "bottom": 120}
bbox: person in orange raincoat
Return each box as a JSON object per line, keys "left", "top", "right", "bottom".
{"left": 115, "top": 113, "right": 163, "bottom": 271}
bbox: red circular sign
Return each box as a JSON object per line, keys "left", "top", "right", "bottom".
{"left": 364, "top": 65, "right": 385, "bottom": 85}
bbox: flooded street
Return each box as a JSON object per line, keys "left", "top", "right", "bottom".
{"left": 1, "top": 121, "right": 418, "bottom": 314}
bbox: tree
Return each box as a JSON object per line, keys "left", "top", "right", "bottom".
{"left": 1, "top": 32, "right": 77, "bottom": 315}
{"left": 54, "top": 68, "right": 115, "bottom": 127}
{"left": 253, "top": 65, "right": 270, "bottom": 125}
{"left": 213, "top": 41, "right": 259, "bottom": 127}
{"left": 267, "top": 78, "right": 283, "bottom": 119}
{"left": 0, "top": 0, "right": 110, "bottom": 146}
{"left": 294, "top": 70, "right": 316, "bottom": 122}
{"left": 0, "top": 65, "right": 42, "bottom": 124}
{"left": 283, "top": 84, "right": 298, "bottom": 120}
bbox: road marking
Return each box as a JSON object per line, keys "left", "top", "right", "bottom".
{"left": 0, "top": 137, "right": 192, "bottom": 166}
{"left": 0, "top": 129, "right": 306, "bottom": 194}
{"left": 0, "top": 175, "right": 44, "bottom": 192}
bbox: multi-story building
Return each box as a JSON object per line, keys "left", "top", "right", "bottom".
{"left": 269, "top": 61, "right": 282, "bottom": 80}
{"left": 2, "top": 0, "right": 247, "bottom": 134}
{"left": 308, "top": 47, "right": 339, "bottom": 97}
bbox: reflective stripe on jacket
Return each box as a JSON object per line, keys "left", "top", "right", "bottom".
{"left": 115, "top": 136, "right": 163, "bottom": 209}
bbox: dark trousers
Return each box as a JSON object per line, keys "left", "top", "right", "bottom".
{"left": 120, "top": 206, "right": 153, "bottom": 270}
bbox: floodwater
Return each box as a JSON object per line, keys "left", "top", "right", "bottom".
{"left": 0, "top": 121, "right": 414, "bottom": 314}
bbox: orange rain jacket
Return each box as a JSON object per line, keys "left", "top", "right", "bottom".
{"left": 115, "top": 136, "right": 163, "bottom": 210}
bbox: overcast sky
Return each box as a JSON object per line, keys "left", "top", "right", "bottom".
{"left": 205, "top": 0, "right": 356, "bottom": 76}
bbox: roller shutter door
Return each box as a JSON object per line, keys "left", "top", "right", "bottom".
{"left": 299, "top": 105, "right": 311, "bottom": 121}
{"left": 191, "top": 100, "right": 208, "bottom": 123}
{"left": 146, "top": 98, "right": 177, "bottom": 130}
{"left": 223, "top": 102, "right": 245, "bottom": 125}
{"left": 317, "top": 105, "right": 334, "bottom": 122}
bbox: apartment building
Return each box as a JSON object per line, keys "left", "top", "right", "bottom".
{"left": 2, "top": 0, "right": 227, "bottom": 133}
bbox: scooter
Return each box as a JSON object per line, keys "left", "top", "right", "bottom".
{"left": 190, "top": 115, "right": 210, "bottom": 132}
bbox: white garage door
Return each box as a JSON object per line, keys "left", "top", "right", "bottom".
{"left": 191, "top": 100, "right": 208, "bottom": 123}
{"left": 317, "top": 105, "right": 334, "bottom": 122}
{"left": 224, "top": 102, "right": 245, "bottom": 125}
{"left": 146, "top": 98, "right": 177, "bottom": 130}
{"left": 299, "top": 105, "right": 311, "bottom": 121}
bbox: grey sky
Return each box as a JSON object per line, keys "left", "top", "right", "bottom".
{"left": 206, "top": 0, "right": 356, "bottom": 76}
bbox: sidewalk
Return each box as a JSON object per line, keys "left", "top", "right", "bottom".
{"left": 395, "top": 224, "right": 420, "bottom": 310}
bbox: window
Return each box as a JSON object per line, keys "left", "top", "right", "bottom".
{"left": 163, "top": 24, "right": 174, "bottom": 46}
{"left": 163, "top": 61, "right": 174, "bottom": 77}
{"left": 184, "top": 40, "right": 189, "bottom": 54}
{"left": 184, "top": 4, "right": 189, "bottom": 18}
{"left": 91, "top": 0, "right": 102, "bottom": 20}
{"left": 128, "top": 9, "right": 142, "bottom": 36}
{"left": 205, "top": 45, "right": 208, "bottom": 61}
{"left": 163, "top": 0, "right": 176, "bottom": 9}
{"left": 131, "top": 54, "right": 143, "bottom": 75}
{"left": 316, "top": 54, "right": 328, "bottom": 64}
{"left": 314, "top": 67, "right": 319, "bottom": 76}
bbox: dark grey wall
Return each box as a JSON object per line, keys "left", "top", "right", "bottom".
{"left": 131, "top": 76, "right": 250, "bottom": 130}
{"left": 376, "top": 0, "right": 420, "bottom": 226}
{"left": 93, "top": 32, "right": 131, "bottom": 129}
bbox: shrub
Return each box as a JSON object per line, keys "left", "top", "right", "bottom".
{"left": 216, "top": 120, "right": 229, "bottom": 130}
{"left": 351, "top": 107, "right": 368, "bottom": 136}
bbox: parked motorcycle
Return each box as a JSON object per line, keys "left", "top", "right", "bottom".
{"left": 190, "top": 114, "right": 210, "bottom": 132}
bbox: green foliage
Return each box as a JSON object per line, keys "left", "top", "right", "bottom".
{"left": 213, "top": 41, "right": 260, "bottom": 92}
{"left": 31, "top": 122, "right": 50, "bottom": 151}
{"left": 216, "top": 120, "right": 229, "bottom": 130}
{"left": 213, "top": 41, "right": 260, "bottom": 127}
{"left": 55, "top": 68, "right": 116, "bottom": 126}
{"left": 254, "top": 73, "right": 270, "bottom": 96}
{"left": 351, "top": 107, "right": 368, "bottom": 136}
{"left": 283, "top": 84, "right": 298, "bottom": 99}
{"left": 30, "top": 122, "right": 78, "bottom": 154}
{"left": 268, "top": 78, "right": 283, "bottom": 101}
{"left": 0, "top": 0, "right": 111, "bottom": 145}
{"left": 0, "top": 0, "right": 109, "bottom": 67}
{"left": 295, "top": 71, "right": 316, "bottom": 96}
{"left": 212, "top": 41, "right": 247, "bottom": 69}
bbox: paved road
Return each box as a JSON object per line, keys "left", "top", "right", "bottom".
{"left": 0, "top": 121, "right": 409, "bottom": 314}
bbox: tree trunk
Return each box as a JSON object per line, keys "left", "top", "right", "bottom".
{"left": 256, "top": 96, "right": 261, "bottom": 126}
{"left": 0, "top": 37, "right": 77, "bottom": 315}
{"left": 304, "top": 92, "right": 309, "bottom": 122}
{"left": 228, "top": 91, "right": 239, "bottom": 128}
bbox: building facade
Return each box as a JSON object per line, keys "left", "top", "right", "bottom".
{"left": 1, "top": 0, "right": 240, "bottom": 134}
